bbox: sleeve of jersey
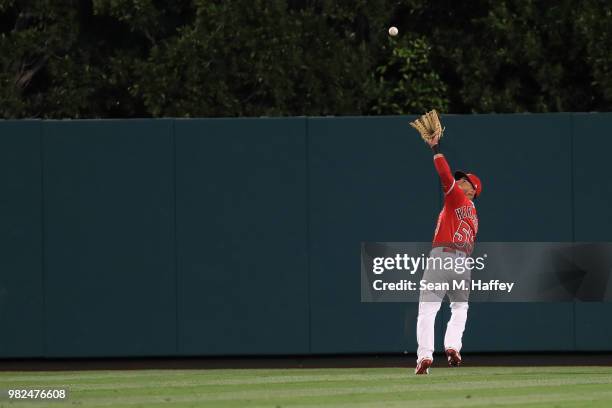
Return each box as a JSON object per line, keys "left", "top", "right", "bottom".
{"left": 433, "top": 155, "right": 456, "bottom": 195}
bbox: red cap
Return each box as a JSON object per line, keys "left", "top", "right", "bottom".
{"left": 455, "top": 171, "right": 482, "bottom": 197}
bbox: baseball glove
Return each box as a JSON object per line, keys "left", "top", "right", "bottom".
{"left": 409, "top": 109, "right": 444, "bottom": 143}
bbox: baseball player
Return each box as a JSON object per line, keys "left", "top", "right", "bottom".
{"left": 413, "top": 128, "right": 482, "bottom": 375}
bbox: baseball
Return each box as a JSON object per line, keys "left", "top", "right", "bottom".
{"left": 388, "top": 26, "right": 398, "bottom": 36}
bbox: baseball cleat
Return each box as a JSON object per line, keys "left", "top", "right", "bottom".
{"left": 415, "top": 358, "right": 433, "bottom": 375}
{"left": 445, "top": 348, "right": 462, "bottom": 367}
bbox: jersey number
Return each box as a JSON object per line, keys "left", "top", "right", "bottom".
{"left": 453, "top": 220, "right": 474, "bottom": 251}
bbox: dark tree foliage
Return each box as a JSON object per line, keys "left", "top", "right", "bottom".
{"left": 0, "top": 0, "right": 610, "bottom": 118}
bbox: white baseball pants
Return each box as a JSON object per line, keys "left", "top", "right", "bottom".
{"left": 416, "top": 247, "right": 471, "bottom": 362}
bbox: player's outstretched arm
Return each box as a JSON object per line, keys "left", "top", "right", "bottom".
{"left": 425, "top": 132, "right": 455, "bottom": 194}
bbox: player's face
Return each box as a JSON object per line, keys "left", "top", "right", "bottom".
{"left": 457, "top": 178, "right": 475, "bottom": 200}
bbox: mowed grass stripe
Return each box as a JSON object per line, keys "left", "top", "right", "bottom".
{"left": 1, "top": 367, "right": 612, "bottom": 408}
{"left": 3, "top": 368, "right": 611, "bottom": 393}
{"left": 2, "top": 366, "right": 610, "bottom": 384}
{"left": 63, "top": 379, "right": 612, "bottom": 402}
{"left": 277, "top": 391, "right": 612, "bottom": 408}
{"left": 1, "top": 370, "right": 610, "bottom": 388}
{"left": 15, "top": 386, "right": 612, "bottom": 408}
{"left": 21, "top": 378, "right": 612, "bottom": 406}
{"left": 23, "top": 372, "right": 612, "bottom": 396}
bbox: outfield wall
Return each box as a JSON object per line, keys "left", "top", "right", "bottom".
{"left": 1, "top": 114, "right": 611, "bottom": 358}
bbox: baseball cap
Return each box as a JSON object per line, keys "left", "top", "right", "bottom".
{"left": 455, "top": 171, "right": 482, "bottom": 197}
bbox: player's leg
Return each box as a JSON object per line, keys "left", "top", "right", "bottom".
{"left": 443, "top": 301, "right": 468, "bottom": 366}
{"left": 444, "top": 261, "right": 470, "bottom": 367}
{"left": 416, "top": 300, "right": 441, "bottom": 372}
{"left": 415, "top": 250, "right": 446, "bottom": 374}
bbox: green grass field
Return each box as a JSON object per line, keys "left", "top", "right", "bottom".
{"left": 2, "top": 366, "right": 612, "bottom": 407}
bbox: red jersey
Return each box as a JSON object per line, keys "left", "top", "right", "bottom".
{"left": 432, "top": 155, "right": 478, "bottom": 254}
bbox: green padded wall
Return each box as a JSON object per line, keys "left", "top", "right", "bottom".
{"left": 0, "top": 121, "right": 43, "bottom": 357}
{"left": 175, "top": 118, "right": 309, "bottom": 355}
{"left": 441, "top": 114, "right": 575, "bottom": 352}
{"left": 572, "top": 113, "right": 612, "bottom": 350}
{"left": 42, "top": 120, "right": 176, "bottom": 357}
{"left": 0, "top": 114, "right": 611, "bottom": 358}
{"left": 308, "top": 116, "right": 441, "bottom": 354}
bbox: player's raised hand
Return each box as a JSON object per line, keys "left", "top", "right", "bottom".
{"left": 409, "top": 109, "right": 444, "bottom": 147}
{"left": 426, "top": 131, "right": 441, "bottom": 148}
